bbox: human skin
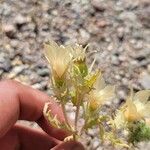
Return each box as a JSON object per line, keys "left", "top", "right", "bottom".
{"left": 0, "top": 80, "right": 84, "bottom": 150}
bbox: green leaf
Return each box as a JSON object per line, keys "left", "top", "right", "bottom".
{"left": 84, "top": 70, "right": 100, "bottom": 89}
{"left": 85, "top": 118, "right": 98, "bottom": 129}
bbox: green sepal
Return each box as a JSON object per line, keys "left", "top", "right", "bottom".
{"left": 84, "top": 70, "right": 100, "bottom": 89}
{"left": 73, "top": 61, "right": 88, "bottom": 78}
{"left": 85, "top": 118, "right": 98, "bottom": 129}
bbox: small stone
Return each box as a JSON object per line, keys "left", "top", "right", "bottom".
{"left": 14, "top": 15, "right": 30, "bottom": 25}
{"left": 91, "top": 0, "right": 105, "bottom": 11}
{"left": 13, "top": 66, "right": 26, "bottom": 74}
{"left": 118, "top": 55, "right": 126, "bottom": 61}
{"left": 0, "top": 58, "right": 12, "bottom": 72}
{"left": 8, "top": 65, "right": 27, "bottom": 78}
{"left": 139, "top": 72, "right": 150, "bottom": 89}
{"left": 32, "top": 83, "right": 42, "bottom": 90}
{"left": 11, "top": 57, "right": 23, "bottom": 66}
{"left": 79, "top": 28, "right": 90, "bottom": 44}
{"left": 2, "top": 24, "right": 16, "bottom": 38}
{"left": 97, "top": 20, "right": 108, "bottom": 28}
{"left": 111, "top": 55, "right": 120, "bottom": 65}
{"left": 138, "top": 4, "right": 150, "bottom": 28}
{"left": 37, "top": 68, "right": 50, "bottom": 77}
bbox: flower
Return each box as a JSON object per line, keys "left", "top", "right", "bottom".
{"left": 71, "top": 44, "right": 87, "bottom": 62}
{"left": 44, "top": 41, "right": 72, "bottom": 78}
{"left": 114, "top": 90, "right": 150, "bottom": 128}
{"left": 88, "top": 73, "right": 115, "bottom": 110}
{"left": 125, "top": 90, "right": 150, "bottom": 121}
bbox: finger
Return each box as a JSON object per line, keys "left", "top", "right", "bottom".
{"left": 52, "top": 141, "right": 85, "bottom": 150}
{"left": 0, "top": 80, "right": 68, "bottom": 140}
{"left": 0, "top": 124, "right": 61, "bottom": 150}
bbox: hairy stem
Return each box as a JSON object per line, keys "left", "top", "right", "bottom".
{"left": 61, "top": 102, "right": 71, "bottom": 130}
{"left": 74, "top": 89, "right": 81, "bottom": 140}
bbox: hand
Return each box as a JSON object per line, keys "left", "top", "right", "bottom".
{"left": 0, "top": 80, "right": 84, "bottom": 150}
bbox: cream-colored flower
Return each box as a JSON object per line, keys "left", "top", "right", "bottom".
{"left": 124, "top": 90, "right": 150, "bottom": 122}
{"left": 114, "top": 90, "right": 150, "bottom": 128}
{"left": 71, "top": 44, "right": 87, "bottom": 62}
{"left": 44, "top": 41, "right": 72, "bottom": 78}
{"left": 88, "top": 74, "right": 115, "bottom": 110}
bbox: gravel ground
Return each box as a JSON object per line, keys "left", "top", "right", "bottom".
{"left": 0, "top": 0, "right": 150, "bottom": 149}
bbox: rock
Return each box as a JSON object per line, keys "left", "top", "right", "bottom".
{"left": 31, "top": 83, "right": 42, "bottom": 90}
{"left": 79, "top": 28, "right": 90, "bottom": 44}
{"left": 91, "top": 0, "right": 105, "bottom": 12}
{"left": 111, "top": 55, "right": 120, "bottom": 65}
{"left": 0, "top": 53, "right": 12, "bottom": 72}
{"left": 2, "top": 24, "right": 16, "bottom": 38}
{"left": 14, "top": 15, "right": 31, "bottom": 29}
{"left": 138, "top": 4, "right": 150, "bottom": 28}
{"left": 119, "top": 12, "right": 137, "bottom": 22}
{"left": 37, "top": 68, "right": 50, "bottom": 77}
{"left": 139, "top": 72, "right": 150, "bottom": 89}
{"left": 0, "top": 57, "right": 12, "bottom": 72}
{"left": 97, "top": 20, "right": 108, "bottom": 28}
{"left": 8, "top": 65, "right": 27, "bottom": 78}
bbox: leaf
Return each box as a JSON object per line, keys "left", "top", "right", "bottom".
{"left": 99, "top": 124, "right": 105, "bottom": 140}
{"left": 84, "top": 70, "right": 100, "bottom": 89}
{"left": 43, "top": 102, "right": 69, "bottom": 129}
{"left": 85, "top": 118, "right": 98, "bottom": 129}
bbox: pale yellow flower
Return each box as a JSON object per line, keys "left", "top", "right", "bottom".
{"left": 114, "top": 90, "right": 150, "bottom": 128}
{"left": 71, "top": 44, "right": 87, "bottom": 61}
{"left": 124, "top": 90, "right": 150, "bottom": 122}
{"left": 88, "top": 74, "right": 115, "bottom": 110}
{"left": 44, "top": 41, "right": 72, "bottom": 78}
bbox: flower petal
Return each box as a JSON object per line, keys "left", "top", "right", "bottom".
{"left": 98, "top": 85, "right": 115, "bottom": 103}
{"left": 114, "top": 110, "right": 126, "bottom": 129}
{"left": 124, "top": 97, "right": 141, "bottom": 121}
{"left": 94, "top": 75, "right": 106, "bottom": 91}
{"left": 134, "top": 90, "right": 150, "bottom": 103}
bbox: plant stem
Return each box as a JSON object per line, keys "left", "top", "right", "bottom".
{"left": 74, "top": 89, "right": 81, "bottom": 140}
{"left": 61, "top": 102, "right": 71, "bottom": 129}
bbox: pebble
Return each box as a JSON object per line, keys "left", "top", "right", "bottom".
{"left": 79, "top": 28, "right": 90, "bottom": 44}
{"left": 111, "top": 55, "right": 120, "bottom": 65}
{"left": 31, "top": 83, "right": 42, "bottom": 90}
{"left": 14, "top": 14, "right": 31, "bottom": 26}
{"left": 91, "top": 0, "right": 105, "bottom": 11}
{"left": 37, "top": 68, "right": 50, "bottom": 77}
{"left": 0, "top": 57, "right": 12, "bottom": 72}
{"left": 2, "top": 24, "right": 16, "bottom": 38}
{"left": 139, "top": 72, "right": 150, "bottom": 89}
{"left": 8, "top": 65, "right": 27, "bottom": 78}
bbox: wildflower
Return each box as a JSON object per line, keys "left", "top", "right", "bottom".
{"left": 88, "top": 73, "right": 115, "bottom": 110}
{"left": 125, "top": 90, "right": 150, "bottom": 121}
{"left": 71, "top": 44, "right": 87, "bottom": 62}
{"left": 71, "top": 44, "right": 88, "bottom": 78}
{"left": 44, "top": 41, "right": 72, "bottom": 78}
{"left": 114, "top": 90, "right": 150, "bottom": 128}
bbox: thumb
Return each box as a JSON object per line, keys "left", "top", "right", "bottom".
{"left": 51, "top": 141, "right": 85, "bottom": 150}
